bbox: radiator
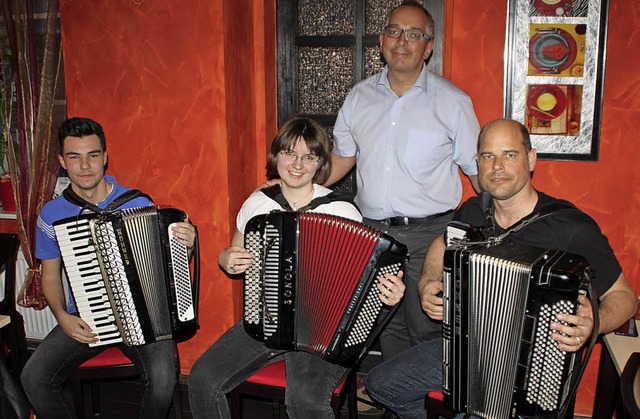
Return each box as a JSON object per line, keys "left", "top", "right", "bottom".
{"left": 14, "top": 250, "right": 58, "bottom": 340}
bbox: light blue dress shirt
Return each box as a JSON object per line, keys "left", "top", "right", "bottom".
{"left": 333, "top": 65, "right": 480, "bottom": 219}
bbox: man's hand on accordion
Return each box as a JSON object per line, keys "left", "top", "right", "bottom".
{"left": 550, "top": 294, "right": 594, "bottom": 353}
{"left": 419, "top": 280, "right": 444, "bottom": 321}
{"left": 171, "top": 219, "right": 196, "bottom": 250}
{"left": 58, "top": 312, "right": 99, "bottom": 344}
{"left": 377, "top": 271, "right": 406, "bottom": 307}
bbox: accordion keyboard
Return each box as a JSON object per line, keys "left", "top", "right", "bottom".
{"left": 344, "top": 261, "right": 402, "bottom": 347}
{"left": 168, "top": 227, "right": 195, "bottom": 322}
{"left": 526, "top": 299, "right": 576, "bottom": 410}
{"left": 243, "top": 229, "right": 263, "bottom": 324}
{"left": 54, "top": 218, "right": 123, "bottom": 347}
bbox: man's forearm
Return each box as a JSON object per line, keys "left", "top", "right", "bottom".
{"left": 40, "top": 259, "right": 67, "bottom": 319}
{"left": 324, "top": 154, "right": 356, "bottom": 187}
{"left": 418, "top": 235, "right": 446, "bottom": 295}
{"left": 598, "top": 289, "right": 637, "bottom": 334}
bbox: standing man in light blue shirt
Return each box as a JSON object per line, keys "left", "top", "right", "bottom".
{"left": 328, "top": 0, "right": 480, "bottom": 360}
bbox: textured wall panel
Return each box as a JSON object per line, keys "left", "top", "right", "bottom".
{"left": 298, "top": 0, "right": 354, "bottom": 35}
{"left": 298, "top": 47, "right": 354, "bottom": 115}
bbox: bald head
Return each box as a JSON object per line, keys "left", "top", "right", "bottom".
{"left": 476, "top": 118, "right": 537, "bottom": 202}
{"left": 477, "top": 118, "right": 532, "bottom": 153}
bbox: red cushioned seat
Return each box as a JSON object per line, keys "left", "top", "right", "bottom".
{"left": 78, "top": 347, "right": 132, "bottom": 368}
{"left": 245, "top": 360, "right": 347, "bottom": 392}
{"left": 244, "top": 360, "right": 287, "bottom": 386}
{"left": 229, "top": 360, "right": 356, "bottom": 418}
{"left": 425, "top": 390, "right": 455, "bottom": 419}
{"left": 70, "top": 346, "right": 183, "bottom": 418}
{"left": 428, "top": 390, "right": 444, "bottom": 401}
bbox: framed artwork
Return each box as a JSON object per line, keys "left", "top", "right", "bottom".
{"left": 504, "top": 0, "right": 609, "bottom": 160}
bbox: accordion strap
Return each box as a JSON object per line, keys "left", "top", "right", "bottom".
{"left": 261, "top": 184, "right": 360, "bottom": 213}
{"left": 63, "top": 184, "right": 153, "bottom": 215}
{"left": 300, "top": 192, "right": 360, "bottom": 212}
{"left": 261, "top": 184, "right": 293, "bottom": 211}
{"left": 482, "top": 192, "right": 577, "bottom": 243}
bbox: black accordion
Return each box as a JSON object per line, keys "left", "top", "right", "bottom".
{"left": 243, "top": 212, "right": 408, "bottom": 366}
{"left": 443, "top": 240, "right": 590, "bottom": 419}
{"left": 54, "top": 207, "right": 198, "bottom": 347}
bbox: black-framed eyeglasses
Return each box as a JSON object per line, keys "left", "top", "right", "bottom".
{"left": 383, "top": 25, "right": 432, "bottom": 42}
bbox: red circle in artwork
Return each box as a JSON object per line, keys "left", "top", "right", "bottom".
{"left": 527, "top": 85, "right": 568, "bottom": 120}
{"left": 533, "top": 0, "right": 573, "bottom": 16}
{"left": 529, "top": 28, "right": 578, "bottom": 73}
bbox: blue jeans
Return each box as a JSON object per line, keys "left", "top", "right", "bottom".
{"left": 188, "top": 321, "right": 349, "bottom": 419}
{"left": 20, "top": 325, "right": 176, "bottom": 419}
{"left": 365, "top": 214, "right": 452, "bottom": 360}
{"left": 366, "top": 338, "right": 444, "bottom": 419}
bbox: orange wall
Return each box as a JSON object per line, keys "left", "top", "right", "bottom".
{"left": 58, "top": 0, "right": 276, "bottom": 373}
{"left": 58, "top": 0, "right": 638, "bottom": 415}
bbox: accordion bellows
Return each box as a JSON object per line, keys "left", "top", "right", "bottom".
{"left": 243, "top": 212, "right": 408, "bottom": 366}
{"left": 443, "top": 240, "right": 590, "bottom": 419}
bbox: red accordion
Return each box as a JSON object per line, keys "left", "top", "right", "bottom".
{"left": 243, "top": 212, "right": 407, "bottom": 366}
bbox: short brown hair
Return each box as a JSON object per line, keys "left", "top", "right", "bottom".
{"left": 58, "top": 117, "right": 106, "bottom": 154}
{"left": 266, "top": 117, "right": 332, "bottom": 184}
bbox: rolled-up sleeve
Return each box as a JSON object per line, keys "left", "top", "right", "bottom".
{"left": 451, "top": 95, "right": 480, "bottom": 177}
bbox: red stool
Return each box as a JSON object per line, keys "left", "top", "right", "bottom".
{"left": 70, "top": 346, "right": 182, "bottom": 418}
{"left": 229, "top": 360, "right": 357, "bottom": 418}
{"left": 425, "top": 390, "right": 456, "bottom": 419}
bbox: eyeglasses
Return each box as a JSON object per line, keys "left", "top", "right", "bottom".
{"left": 279, "top": 150, "right": 320, "bottom": 165}
{"left": 383, "top": 25, "right": 432, "bottom": 42}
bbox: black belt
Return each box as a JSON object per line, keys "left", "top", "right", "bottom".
{"left": 376, "top": 209, "right": 455, "bottom": 227}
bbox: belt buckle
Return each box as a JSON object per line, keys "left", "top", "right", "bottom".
{"left": 389, "top": 216, "right": 410, "bottom": 227}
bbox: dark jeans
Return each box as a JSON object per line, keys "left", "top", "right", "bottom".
{"left": 365, "top": 213, "right": 453, "bottom": 360}
{"left": 188, "top": 321, "right": 349, "bottom": 419}
{"left": 20, "top": 325, "right": 176, "bottom": 419}
{"left": 366, "top": 338, "right": 443, "bottom": 419}
{"left": 0, "top": 359, "right": 30, "bottom": 419}
{"left": 366, "top": 338, "right": 473, "bottom": 419}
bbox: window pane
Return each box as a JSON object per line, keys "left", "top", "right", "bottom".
{"left": 365, "top": 0, "right": 404, "bottom": 34}
{"left": 364, "top": 46, "right": 384, "bottom": 79}
{"left": 297, "top": 47, "right": 354, "bottom": 115}
{"left": 298, "top": 0, "right": 355, "bottom": 36}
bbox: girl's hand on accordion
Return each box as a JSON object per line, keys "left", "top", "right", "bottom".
{"left": 58, "top": 312, "right": 99, "bottom": 344}
{"left": 550, "top": 294, "right": 594, "bottom": 352}
{"left": 377, "top": 271, "right": 406, "bottom": 307}
{"left": 219, "top": 244, "right": 254, "bottom": 276}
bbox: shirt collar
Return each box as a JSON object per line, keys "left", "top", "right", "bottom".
{"left": 376, "top": 64, "right": 429, "bottom": 94}
{"left": 98, "top": 175, "right": 118, "bottom": 207}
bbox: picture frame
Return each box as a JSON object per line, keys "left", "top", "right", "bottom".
{"left": 504, "top": 0, "right": 609, "bottom": 161}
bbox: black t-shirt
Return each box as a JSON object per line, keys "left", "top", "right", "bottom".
{"left": 453, "top": 191, "right": 621, "bottom": 297}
